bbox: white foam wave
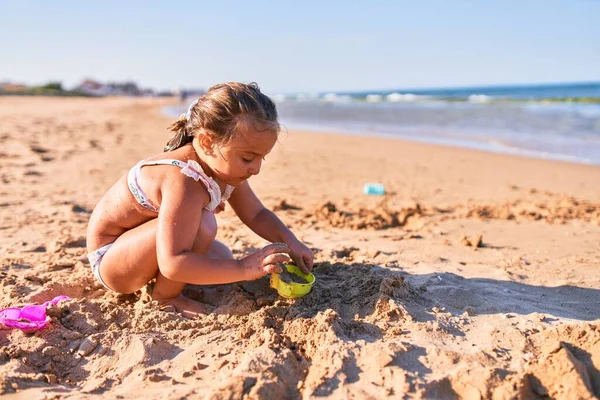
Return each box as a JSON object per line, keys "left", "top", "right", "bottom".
{"left": 468, "top": 94, "right": 490, "bottom": 103}
{"left": 365, "top": 94, "right": 383, "bottom": 103}
{"left": 386, "top": 93, "right": 418, "bottom": 102}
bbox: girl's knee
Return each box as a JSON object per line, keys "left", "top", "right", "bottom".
{"left": 192, "top": 211, "right": 217, "bottom": 254}
{"left": 207, "top": 240, "right": 233, "bottom": 259}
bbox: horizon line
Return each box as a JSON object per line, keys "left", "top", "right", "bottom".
{"left": 287, "top": 79, "right": 600, "bottom": 96}
{"left": 3, "top": 77, "right": 599, "bottom": 96}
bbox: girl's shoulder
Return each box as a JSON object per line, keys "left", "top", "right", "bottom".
{"left": 146, "top": 155, "right": 212, "bottom": 211}
{"left": 131, "top": 147, "right": 208, "bottom": 199}
{"left": 139, "top": 145, "right": 193, "bottom": 165}
{"left": 137, "top": 150, "right": 203, "bottom": 189}
{"left": 136, "top": 147, "right": 222, "bottom": 211}
{"left": 135, "top": 145, "right": 201, "bottom": 178}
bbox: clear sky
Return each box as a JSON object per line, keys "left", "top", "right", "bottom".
{"left": 1, "top": 0, "right": 599, "bottom": 93}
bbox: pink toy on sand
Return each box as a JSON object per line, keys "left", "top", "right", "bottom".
{"left": 0, "top": 296, "right": 70, "bottom": 333}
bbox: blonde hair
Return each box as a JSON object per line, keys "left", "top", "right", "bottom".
{"left": 164, "top": 82, "right": 279, "bottom": 152}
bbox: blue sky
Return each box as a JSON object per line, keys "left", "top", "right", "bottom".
{"left": 1, "top": 0, "right": 599, "bottom": 93}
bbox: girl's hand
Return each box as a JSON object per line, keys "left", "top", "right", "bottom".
{"left": 240, "top": 242, "right": 291, "bottom": 280}
{"left": 287, "top": 239, "right": 314, "bottom": 274}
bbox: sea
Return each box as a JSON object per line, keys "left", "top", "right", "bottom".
{"left": 163, "top": 82, "right": 600, "bottom": 165}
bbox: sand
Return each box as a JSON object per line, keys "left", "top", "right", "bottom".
{"left": 278, "top": 269, "right": 309, "bottom": 285}
{"left": 1, "top": 96, "right": 599, "bottom": 399}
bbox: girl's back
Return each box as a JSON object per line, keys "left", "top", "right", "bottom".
{"left": 86, "top": 145, "right": 203, "bottom": 253}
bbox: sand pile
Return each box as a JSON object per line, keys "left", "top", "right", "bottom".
{"left": 301, "top": 202, "right": 425, "bottom": 230}
{"left": 2, "top": 261, "right": 598, "bottom": 398}
{"left": 0, "top": 261, "right": 425, "bottom": 397}
{"left": 464, "top": 195, "right": 600, "bottom": 225}
{"left": 283, "top": 193, "right": 600, "bottom": 234}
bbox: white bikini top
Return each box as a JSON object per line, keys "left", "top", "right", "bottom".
{"left": 127, "top": 158, "right": 234, "bottom": 213}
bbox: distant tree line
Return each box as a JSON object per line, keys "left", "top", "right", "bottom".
{"left": 0, "top": 79, "right": 178, "bottom": 97}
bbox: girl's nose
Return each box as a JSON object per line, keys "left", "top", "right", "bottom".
{"left": 248, "top": 159, "right": 262, "bottom": 175}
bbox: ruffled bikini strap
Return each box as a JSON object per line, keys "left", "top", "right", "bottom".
{"left": 138, "top": 159, "right": 232, "bottom": 212}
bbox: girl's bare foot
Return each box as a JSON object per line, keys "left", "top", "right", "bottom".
{"left": 155, "top": 294, "right": 213, "bottom": 319}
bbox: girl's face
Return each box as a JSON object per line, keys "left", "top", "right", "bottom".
{"left": 199, "top": 122, "right": 278, "bottom": 186}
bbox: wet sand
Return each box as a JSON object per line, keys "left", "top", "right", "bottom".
{"left": 1, "top": 96, "right": 599, "bottom": 399}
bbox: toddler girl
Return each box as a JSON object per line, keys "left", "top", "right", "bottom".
{"left": 86, "top": 82, "right": 314, "bottom": 318}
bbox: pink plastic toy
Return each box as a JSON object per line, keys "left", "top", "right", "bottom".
{"left": 0, "top": 296, "right": 70, "bottom": 333}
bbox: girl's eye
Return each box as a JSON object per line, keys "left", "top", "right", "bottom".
{"left": 242, "top": 157, "right": 253, "bottom": 163}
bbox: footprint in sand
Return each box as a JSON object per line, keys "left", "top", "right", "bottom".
{"left": 23, "top": 170, "right": 43, "bottom": 177}
{"left": 71, "top": 203, "right": 92, "bottom": 214}
{"left": 29, "top": 144, "right": 50, "bottom": 154}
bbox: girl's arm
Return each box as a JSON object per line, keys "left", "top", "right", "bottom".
{"left": 228, "top": 181, "right": 314, "bottom": 272}
{"left": 156, "top": 177, "right": 288, "bottom": 283}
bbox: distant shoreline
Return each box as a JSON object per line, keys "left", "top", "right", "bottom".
{"left": 289, "top": 81, "right": 600, "bottom": 101}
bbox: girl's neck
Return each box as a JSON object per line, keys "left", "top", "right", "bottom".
{"left": 190, "top": 141, "right": 226, "bottom": 189}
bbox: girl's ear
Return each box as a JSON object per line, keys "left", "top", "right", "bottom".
{"left": 197, "top": 133, "right": 215, "bottom": 156}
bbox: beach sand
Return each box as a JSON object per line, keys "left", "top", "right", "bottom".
{"left": 1, "top": 97, "right": 599, "bottom": 399}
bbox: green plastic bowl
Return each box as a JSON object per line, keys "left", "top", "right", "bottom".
{"left": 270, "top": 264, "right": 316, "bottom": 298}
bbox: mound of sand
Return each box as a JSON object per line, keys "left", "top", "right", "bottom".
{"left": 301, "top": 202, "right": 425, "bottom": 230}
{"left": 464, "top": 195, "right": 600, "bottom": 225}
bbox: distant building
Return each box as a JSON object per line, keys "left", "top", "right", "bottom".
{"left": 75, "top": 79, "right": 154, "bottom": 97}
{"left": 107, "top": 81, "right": 142, "bottom": 96}
{"left": 156, "top": 90, "right": 176, "bottom": 97}
{"left": 0, "top": 82, "right": 29, "bottom": 93}
{"left": 179, "top": 88, "right": 206, "bottom": 102}
{"left": 75, "top": 79, "right": 111, "bottom": 96}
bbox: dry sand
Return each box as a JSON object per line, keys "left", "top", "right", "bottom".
{"left": 1, "top": 96, "right": 599, "bottom": 399}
